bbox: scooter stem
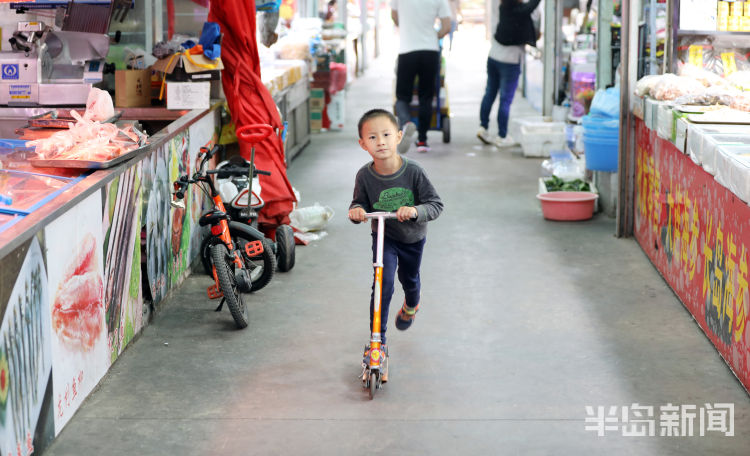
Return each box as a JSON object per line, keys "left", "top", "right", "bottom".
{"left": 364, "top": 212, "right": 398, "bottom": 348}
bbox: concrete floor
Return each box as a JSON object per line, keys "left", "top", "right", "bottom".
{"left": 46, "top": 26, "right": 749, "bottom": 455}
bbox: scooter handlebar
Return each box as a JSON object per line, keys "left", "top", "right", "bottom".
{"left": 363, "top": 212, "right": 399, "bottom": 219}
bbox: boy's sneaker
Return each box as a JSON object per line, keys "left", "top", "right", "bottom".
{"left": 477, "top": 127, "right": 493, "bottom": 145}
{"left": 416, "top": 141, "right": 430, "bottom": 153}
{"left": 395, "top": 301, "right": 419, "bottom": 330}
{"left": 398, "top": 122, "right": 417, "bottom": 154}
{"left": 494, "top": 135, "right": 518, "bottom": 148}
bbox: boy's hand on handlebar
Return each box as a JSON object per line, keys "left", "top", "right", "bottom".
{"left": 348, "top": 207, "right": 366, "bottom": 223}
{"left": 396, "top": 206, "right": 417, "bottom": 222}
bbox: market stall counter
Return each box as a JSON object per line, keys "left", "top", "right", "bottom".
{"left": 632, "top": 95, "right": 750, "bottom": 393}
{"left": 0, "top": 102, "right": 222, "bottom": 454}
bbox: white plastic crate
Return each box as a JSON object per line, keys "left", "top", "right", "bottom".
{"left": 656, "top": 104, "right": 673, "bottom": 141}
{"left": 510, "top": 117, "right": 566, "bottom": 158}
{"left": 673, "top": 117, "right": 689, "bottom": 154}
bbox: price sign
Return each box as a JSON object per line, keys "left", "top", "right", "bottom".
{"left": 689, "top": 45, "right": 704, "bottom": 67}
{"left": 722, "top": 52, "right": 738, "bottom": 75}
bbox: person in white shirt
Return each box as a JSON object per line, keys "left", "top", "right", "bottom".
{"left": 391, "top": 0, "right": 451, "bottom": 153}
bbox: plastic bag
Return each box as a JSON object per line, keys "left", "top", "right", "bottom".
{"left": 589, "top": 87, "right": 620, "bottom": 118}
{"left": 673, "top": 85, "right": 740, "bottom": 106}
{"left": 708, "top": 48, "right": 750, "bottom": 77}
{"left": 256, "top": 0, "right": 281, "bottom": 12}
{"left": 678, "top": 64, "right": 727, "bottom": 87}
{"left": 289, "top": 203, "right": 334, "bottom": 232}
{"left": 676, "top": 39, "right": 714, "bottom": 71}
{"left": 83, "top": 88, "right": 115, "bottom": 121}
{"left": 634, "top": 75, "right": 661, "bottom": 96}
{"left": 726, "top": 70, "right": 750, "bottom": 91}
{"left": 258, "top": 11, "right": 280, "bottom": 47}
{"left": 294, "top": 231, "right": 328, "bottom": 243}
{"left": 650, "top": 74, "right": 705, "bottom": 101}
{"left": 730, "top": 92, "right": 750, "bottom": 112}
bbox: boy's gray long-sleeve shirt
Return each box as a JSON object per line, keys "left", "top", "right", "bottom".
{"left": 349, "top": 158, "right": 443, "bottom": 243}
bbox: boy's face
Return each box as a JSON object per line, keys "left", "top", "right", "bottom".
{"left": 358, "top": 116, "right": 403, "bottom": 161}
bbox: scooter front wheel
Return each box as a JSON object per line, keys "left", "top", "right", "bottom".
{"left": 369, "top": 371, "right": 378, "bottom": 400}
{"left": 210, "top": 244, "right": 249, "bottom": 329}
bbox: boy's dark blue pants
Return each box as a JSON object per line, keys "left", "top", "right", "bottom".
{"left": 370, "top": 234, "right": 426, "bottom": 344}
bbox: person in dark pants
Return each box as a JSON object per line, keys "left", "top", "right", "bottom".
{"left": 391, "top": 0, "right": 451, "bottom": 153}
{"left": 478, "top": 0, "right": 542, "bottom": 148}
{"left": 349, "top": 109, "right": 443, "bottom": 374}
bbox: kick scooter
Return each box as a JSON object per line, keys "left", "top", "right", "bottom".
{"left": 361, "top": 211, "right": 398, "bottom": 399}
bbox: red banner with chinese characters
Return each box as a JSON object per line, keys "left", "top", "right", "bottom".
{"left": 635, "top": 118, "right": 750, "bottom": 390}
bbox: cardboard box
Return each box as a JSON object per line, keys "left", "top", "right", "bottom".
{"left": 166, "top": 81, "right": 210, "bottom": 110}
{"left": 310, "top": 109, "right": 323, "bottom": 132}
{"left": 115, "top": 69, "right": 151, "bottom": 107}
{"left": 310, "top": 88, "right": 325, "bottom": 110}
{"left": 152, "top": 53, "right": 223, "bottom": 82}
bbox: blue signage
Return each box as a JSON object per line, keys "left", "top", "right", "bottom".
{"left": 2, "top": 64, "right": 19, "bottom": 80}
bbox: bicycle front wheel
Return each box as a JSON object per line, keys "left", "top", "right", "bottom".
{"left": 210, "top": 244, "right": 249, "bottom": 329}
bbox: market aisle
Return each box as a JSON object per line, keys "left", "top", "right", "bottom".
{"left": 45, "top": 26, "right": 749, "bottom": 456}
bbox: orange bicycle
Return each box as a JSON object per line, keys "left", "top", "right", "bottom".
{"left": 360, "top": 211, "right": 398, "bottom": 399}
{"left": 171, "top": 142, "right": 266, "bottom": 328}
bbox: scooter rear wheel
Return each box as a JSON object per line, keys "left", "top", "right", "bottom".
{"left": 210, "top": 244, "right": 249, "bottom": 329}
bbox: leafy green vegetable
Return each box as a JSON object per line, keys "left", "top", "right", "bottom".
{"left": 544, "top": 176, "right": 591, "bottom": 192}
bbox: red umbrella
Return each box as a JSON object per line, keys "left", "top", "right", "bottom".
{"left": 208, "top": 1, "right": 296, "bottom": 235}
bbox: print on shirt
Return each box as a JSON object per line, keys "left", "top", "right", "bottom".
{"left": 373, "top": 188, "right": 415, "bottom": 211}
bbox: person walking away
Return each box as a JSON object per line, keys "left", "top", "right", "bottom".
{"left": 477, "top": 0, "right": 542, "bottom": 148}
{"left": 391, "top": 0, "right": 452, "bottom": 154}
{"left": 349, "top": 109, "right": 444, "bottom": 375}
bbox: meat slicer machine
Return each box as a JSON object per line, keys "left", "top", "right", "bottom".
{"left": 0, "top": 22, "right": 110, "bottom": 106}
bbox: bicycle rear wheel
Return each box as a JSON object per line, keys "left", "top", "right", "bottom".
{"left": 210, "top": 244, "right": 249, "bottom": 329}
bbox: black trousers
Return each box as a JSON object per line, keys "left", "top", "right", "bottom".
{"left": 395, "top": 50, "right": 440, "bottom": 143}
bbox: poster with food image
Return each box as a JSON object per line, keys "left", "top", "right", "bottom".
{"left": 102, "top": 162, "right": 144, "bottom": 362}
{"left": 168, "top": 133, "right": 192, "bottom": 286}
{"left": 142, "top": 145, "right": 172, "bottom": 304}
{"left": 44, "top": 191, "right": 109, "bottom": 433}
{"left": 0, "top": 236, "right": 55, "bottom": 456}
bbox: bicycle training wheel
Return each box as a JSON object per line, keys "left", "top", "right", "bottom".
{"left": 275, "top": 224, "right": 296, "bottom": 272}
{"left": 210, "top": 244, "right": 249, "bottom": 328}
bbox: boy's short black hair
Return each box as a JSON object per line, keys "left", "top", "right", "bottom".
{"left": 357, "top": 109, "right": 400, "bottom": 138}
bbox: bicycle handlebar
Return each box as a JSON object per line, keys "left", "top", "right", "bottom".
{"left": 173, "top": 175, "right": 189, "bottom": 200}
{"left": 206, "top": 165, "right": 272, "bottom": 178}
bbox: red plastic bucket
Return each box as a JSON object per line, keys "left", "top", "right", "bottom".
{"left": 536, "top": 191, "right": 598, "bottom": 221}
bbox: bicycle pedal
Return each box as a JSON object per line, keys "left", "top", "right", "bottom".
{"left": 245, "top": 240, "right": 264, "bottom": 256}
{"left": 207, "top": 284, "right": 223, "bottom": 299}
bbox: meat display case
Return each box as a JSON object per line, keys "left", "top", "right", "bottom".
{"left": 0, "top": 139, "right": 86, "bottom": 233}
